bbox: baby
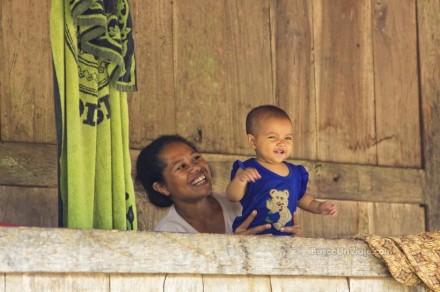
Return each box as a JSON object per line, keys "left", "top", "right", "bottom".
{"left": 226, "top": 105, "right": 337, "bottom": 235}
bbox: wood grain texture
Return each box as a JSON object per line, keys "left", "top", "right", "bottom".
{"left": 173, "top": 0, "right": 273, "bottom": 154}
{"left": 0, "top": 274, "right": 4, "bottom": 292}
{"left": 111, "top": 274, "right": 167, "bottom": 292}
{"left": 203, "top": 275, "right": 271, "bottom": 292}
{"left": 298, "top": 200, "right": 424, "bottom": 238}
{"left": 275, "top": 0, "right": 317, "bottom": 160}
{"left": 313, "top": 0, "right": 377, "bottom": 165}
{"left": 367, "top": 202, "right": 425, "bottom": 237}
{"left": 5, "top": 273, "right": 108, "bottom": 292}
{"left": 135, "top": 191, "right": 169, "bottom": 232}
{"left": 0, "top": 142, "right": 57, "bottom": 187}
{"left": 271, "top": 276, "right": 349, "bottom": 291}
{"left": 372, "top": 0, "right": 421, "bottom": 168}
{"left": 0, "top": 227, "right": 388, "bottom": 276}
{"left": 418, "top": 0, "right": 440, "bottom": 231}
{"left": 0, "top": 0, "right": 55, "bottom": 143}
{"left": 349, "top": 277, "right": 425, "bottom": 292}
{"left": 4, "top": 274, "right": 424, "bottom": 291}
{"left": 128, "top": 0, "right": 176, "bottom": 147}
{"left": 0, "top": 143, "right": 424, "bottom": 204}
{"left": 164, "top": 274, "right": 203, "bottom": 291}
{"left": 0, "top": 186, "right": 58, "bottom": 227}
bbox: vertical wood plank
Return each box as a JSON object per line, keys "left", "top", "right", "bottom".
{"left": 1, "top": 274, "right": 4, "bottom": 292}
{"left": 367, "top": 202, "right": 425, "bottom": 237}
{"left": 164, "top": 274, "right": 203, "bottom": 292}
{"left": 135, "top": 191, "right": 169, "bottom": 231}
{"left": 0, "top": 186, "right": 58, "bottom": 227}
{"left": 203, "top": 275, "right": 271, "bottom": 292}
{"left": 297, "top": 200, "right": 361, "bottom": 239}
{"left": 349, "top": 277, "right": 425, "bottom": 292}
{"left": 173, "top": 0, "right": 273, "bottom": 154}
{"left": 270, "top": 276, "right": 349, "bottom": 291}
{"left": 418, "top": 0, "right": 440, "bottom": 231}
{"left": 372, "top": 0, "right": 421, "bottom": 167}
{"left": 111, "top": 274, "right": 166, "bottom": 292}
{"left": 128, "top": 0, "right": 176, "bottom": 148}
{"left": 313, "top": 0, "right": 376, "bottom": 165}
{"left": 275, "top": 0, "right": 317, "bottom": 160}
{"left": 297, "top": 201, "right": 425, "bottom": 239}
{"left": 0, "top": 0, "right": 55, "bottom": 143}
{"left": 5, "top": 274, "right": 108, "bottom": 292}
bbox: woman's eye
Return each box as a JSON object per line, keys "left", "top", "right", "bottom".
{"left": 176, "top": 163, "right": 186, "bottom": 170}
{"left": 193, "top": 155, "right": 201, "bottom": 161}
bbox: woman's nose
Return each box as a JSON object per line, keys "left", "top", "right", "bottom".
{"left": 189, "top": 161, "right": 202, "bottom": 172}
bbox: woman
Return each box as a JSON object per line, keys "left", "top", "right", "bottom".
{"left": 136, "top": 135, "right": 301, "bottom": 235}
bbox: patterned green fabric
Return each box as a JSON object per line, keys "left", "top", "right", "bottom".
{"left": 50, "top": 0, "right": 137, "bottom": 230}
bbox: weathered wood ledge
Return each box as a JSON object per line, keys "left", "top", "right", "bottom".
{"left": 0, "top": 227, "right": 388, "bottom": 277}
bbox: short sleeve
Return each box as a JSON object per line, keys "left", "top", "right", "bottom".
{"left": 297, "top": 165, "right": 309, "bottom": 200}
{"left": 230, "top": 160, "right": 245, "bottom": 180}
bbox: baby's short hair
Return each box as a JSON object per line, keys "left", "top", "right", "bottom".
{"left": 246, "top": 105, "right": 291, "bottom": 135}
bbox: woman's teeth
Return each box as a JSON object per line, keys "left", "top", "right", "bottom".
{"left": 192, "top": 175, "right": 206, "bottom": 186}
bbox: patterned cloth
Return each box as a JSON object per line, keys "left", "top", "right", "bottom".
{"left": 50, "top": 0, "right": 137, "bottom": 230}
{"left": 355, "top": 231, "right": 440, "bottom": 291}
{"left": 70, "top": 0, "right": 137, "bottom": 91}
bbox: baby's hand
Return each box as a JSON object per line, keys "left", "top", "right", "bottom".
{"left": 319, "top": 200, "right": 338, "bottom": 216}
{"left": 235, "top": 167, "right": 262, "bottom": 183}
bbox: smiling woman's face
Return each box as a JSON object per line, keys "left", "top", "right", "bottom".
{"left": 157, "top": 142, "right": 213, "bottom": 202}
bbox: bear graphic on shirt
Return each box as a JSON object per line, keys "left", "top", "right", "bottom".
{"left": 266, "top": 189, "right": 291, "bottom": 230}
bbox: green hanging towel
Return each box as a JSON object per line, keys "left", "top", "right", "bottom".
{"left": 50, "top": 0, "right": 137, "bottom": 230}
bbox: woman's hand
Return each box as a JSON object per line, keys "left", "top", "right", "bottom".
{"left": 280, "top": 213, "right": 303, "bottom": 237}
{"left": 234, "top": 211, "right": 303, "bottom": 236}
{"left": 234, "top": 210, "right": 271, "bottom": 235}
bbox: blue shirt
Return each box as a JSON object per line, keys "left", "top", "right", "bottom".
{"left": 230, "top": 158, "right": 309, "bottom": 235}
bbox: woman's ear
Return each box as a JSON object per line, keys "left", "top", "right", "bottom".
{"left": 152, "top": 182, "right": 170, "bottom": 196}
{"left": 247, "top": 134, "right": 256, "bottom": 149}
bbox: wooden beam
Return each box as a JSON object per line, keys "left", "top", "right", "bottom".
{"left": 203, "top": 154, "right": 425, "bottom": 204}
{"left": 0, "top": 227, "right": 387, "bottom": 276}
{"left": 418, "top": 0, "right": 440, "bottom": 231}
{"left": 0, "top": 143, "right": 425, "bottom": 204}
{"left": 0, "top": 142, "right": 57, "bottom": 188}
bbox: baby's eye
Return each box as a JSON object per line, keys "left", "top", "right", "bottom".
{"left": 285, "top": 136, "right": 293, "bottom": 141}
{"left": 268, "top": 136, "right": 277, "bottom": 140}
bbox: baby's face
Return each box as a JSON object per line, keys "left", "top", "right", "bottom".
{"left": 250, "top": 116, "right": 294, "bottom": 164}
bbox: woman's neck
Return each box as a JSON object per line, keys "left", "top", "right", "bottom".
{"left": 174, "top": 195, "right": 226, "bottom": 233}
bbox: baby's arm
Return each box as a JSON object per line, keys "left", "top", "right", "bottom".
{"left": 297, "top": 193, "right": 338, "bottom": 216}
{"left": 226, "top": 167, "right": 261, "bottom": 202}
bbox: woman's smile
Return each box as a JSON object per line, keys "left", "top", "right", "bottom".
{"left": 190, "top": 174, "right": 207, "bottom": 186}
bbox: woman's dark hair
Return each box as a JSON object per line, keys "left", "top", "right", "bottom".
{"left": 136, "top": 135, "right": 198, "bottom": 207}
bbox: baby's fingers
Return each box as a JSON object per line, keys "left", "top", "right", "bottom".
{"left": 240, "top": 168, "right": 261, "bottom": 182}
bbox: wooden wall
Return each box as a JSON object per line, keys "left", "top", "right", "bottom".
{"left": 1, "top": 0, "right": 440, "bottom": 234}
